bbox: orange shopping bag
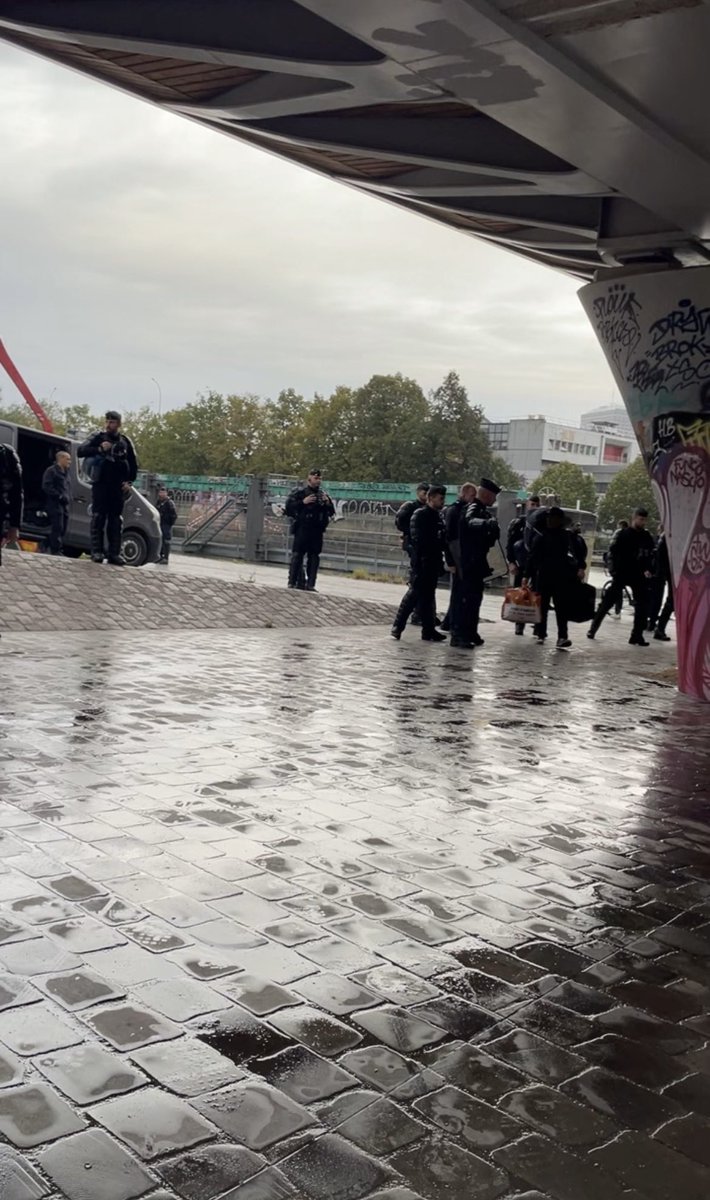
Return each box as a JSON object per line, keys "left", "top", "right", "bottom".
{"left": 501, "top": 585, "right": 541, "bottom": 625}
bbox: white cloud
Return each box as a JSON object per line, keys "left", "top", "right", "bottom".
{"left": 0, "top": 42, "right": 616, "bottom": 420}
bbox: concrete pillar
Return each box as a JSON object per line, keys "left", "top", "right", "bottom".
{"left": 579, "top": 267, "right": 710, "bottom": 702}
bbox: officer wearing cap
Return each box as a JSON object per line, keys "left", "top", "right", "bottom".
{"left": 285, "top": 468, "right": 335, "bottom": 591}
{"left": 452, "top": 477, "right": 501, "bottom": 648}
{"left": 78, "top": 410, "right": 138, "bottom": 565}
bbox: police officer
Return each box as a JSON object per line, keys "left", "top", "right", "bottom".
{"left": 588, "top": 507, "right": 655, "bottom": 645}
{"left": 649, "top": 528, "right": 674, "bottom": 642}
{"left": 395, "top": 482, "right": 429, "bottom": 625}
{"left": 444, "top": 482, "right": 477, "bottom": 639}
{"left": 454, "top": 478, "right": 501, "bottom": 648}
{"left": 42, "top": 449, "right": 71, "bottom": 555}
{"left": 391, "top": 485, "right": 447, "bottom": 641}
{"left": 156, "top": 486, "right": 178, "bottom": 565}
{"left": 78, "top": 411, "right": 138, "bottom": 566}
{"left": 285, "top": 469, "right": 335, "bottom": 591}
{"left": 0, "top": 440, "right": 23, "bottom": 636}
{"left": 506, "top": 495, "right": 540, "bottom": 636}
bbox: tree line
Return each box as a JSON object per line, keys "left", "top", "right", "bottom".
{"left": 1, "top": 369, "right": 656, "bottom": 529}
{"left": 0, "top": 370, "right": 521, "bottom": 490}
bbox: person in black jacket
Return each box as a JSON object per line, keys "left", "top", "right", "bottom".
{"left": 526, "top": 507, "right": 586, "bottom": 648}
{"left": 42, "top": 449, "right": 71, "bottom": 555}
{"left": 395, "top": 482, "right": 429, "bottom": 625}
{"left": 453, "top": 478, "right": 501, "bottom": 648}
{"left": 392, "top": 485, "right": 447, "bottom": 641}
{"left": 0, "top": 442, "right": 23, "bottom": 574}
{"left": 442, "top": 482, "right": 477, "bottom": 634}
{"left": 650, "top": 530, "right": 674, "bottom": 641}
{"left": 285, "top": 469, "right": 335, "bottom": 591}
{"left": 588, "top": 507, "right": 655, "bottom": 645}
{"left": 78, "top": 411, "right": 138, "bottom": 566}
{"left": 156, "top": 486, "right": 178, "bottom": 565}
{"left": 506, "top": 495, "right": 540, "bottom": 636}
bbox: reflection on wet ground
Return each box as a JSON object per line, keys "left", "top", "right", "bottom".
{"left": 0, "top": 625, "right": 708, "bottom": 1199}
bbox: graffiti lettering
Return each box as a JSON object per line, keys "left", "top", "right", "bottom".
{"left": 650, "top": 298, "right": 710, "bottom": 342}
{"left": 670, "top": 453, "right": 705, "bottom": 492}
{"left": 677, "top": 417, "right": 710, "bottom": 455}
{"left": 687, "top": 531, "right": 710, "bottom": 575}
{"left": 592, "top": 283, "right": 642, "bottom": 372}
{"left": 626, "top": 297, "right": 710, "bottom": 394}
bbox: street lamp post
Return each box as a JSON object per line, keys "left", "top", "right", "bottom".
{"left": 151, "top": 377, "right": 162, "bottom": 416}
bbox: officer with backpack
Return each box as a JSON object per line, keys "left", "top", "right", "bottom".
{"left": 78, "top": 411, "right": 138, "bottom": 566}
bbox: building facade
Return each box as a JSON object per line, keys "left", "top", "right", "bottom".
{"left": 483, "top": 416, "right": 639, "bottom": 493}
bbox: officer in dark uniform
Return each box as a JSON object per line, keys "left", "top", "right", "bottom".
{"left": 156, "top": 486, "right": 178, "bottom": 565}
{"left": 395, "top": 482, "right": 429, "bottom": 625}
{"left": 391, "top": 485, "right": 447, "bottom": 641}
{"left": 285, "top": 468, "right": 335, "bottom": 591}
{"left": 0, "top": 441, "right": 23, "bottom": 570}
{"left": 588, "top": 507, "right": 655, "bottom": 645}
{"left": 78, "top": 411, "right": 138, "bottom": 566}
{"left": 454, "top": 478, "right": 501, "bottom": 648}
{"left": 443, "top": 482, "right": 477, "bottom": 636}
{"left": 648, "top": 528, "right": 674, "bottom": 641}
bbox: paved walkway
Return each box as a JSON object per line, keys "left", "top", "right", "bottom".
{"left": 0, "top": 617, "right": 704, "bottom": 1200}
{"left": 0, "top": 554, "right": 395, "bottom": 632}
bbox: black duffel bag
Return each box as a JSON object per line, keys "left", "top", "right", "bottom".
{"left": 567, "top": 580, "right": 597, "bottom": 623}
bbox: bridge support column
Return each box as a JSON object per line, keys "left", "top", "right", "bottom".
{"left": 579, "top": 267, "right": 710, "bottom": 701}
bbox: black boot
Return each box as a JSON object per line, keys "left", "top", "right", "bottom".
{"left": 422, "top": 630, "right": 446, "bottom": 642}
{"left": 90, "top": 513, "right": 105, "bottom": 563}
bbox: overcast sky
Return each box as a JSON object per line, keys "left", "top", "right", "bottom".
{"left": 0, "top": 41, "right": 617, "bottom": 423}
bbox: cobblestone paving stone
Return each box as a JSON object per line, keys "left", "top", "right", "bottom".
{"left": 0, "top": 555, "right": 396, "bottom": 632}
{"left": 0, "top": 621, "right": 707, "bottom": 1200}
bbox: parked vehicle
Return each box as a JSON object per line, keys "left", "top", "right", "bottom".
{"left": 0, "top": 420, "right": 161, "bottom": 566}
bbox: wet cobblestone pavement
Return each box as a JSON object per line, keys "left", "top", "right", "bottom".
{"left": 0, "top": 625, "right": 708, "bottom": 1200}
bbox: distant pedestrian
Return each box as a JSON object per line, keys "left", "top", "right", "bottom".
{"left": 649, "top": 529, "right": 674, "bottom": 642}
{"left": 395, "top": 482, "right": 429, "bottom": 625}
{"left": 526, "top": 507, "right": 586, "bottom": 649}
{"left": 588, "top": 508, "right": 655, "bottom": 645}
{"left": 156, "top": 486, "right": 178, "bottom": 565}
{"left": 391, "top": 485, "right": 447, "bottom": 642}
{"left": 607, "top": 520, "right": 628, "bottom": 618}
{"left": 285, "top": 469, "right": 335, "bottom": 591}
{"left": 42, "top": 449, "right": 71, "bottom": 555}
{"left": 452, "top": 478, "right": 500, "bottom": 648}
{"left": 506, "top": 495, "right": 540, "bottom": 635}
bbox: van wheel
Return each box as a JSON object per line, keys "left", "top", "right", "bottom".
{"left": 62, "top": 546, "right": 82, "bottom": 559}
{"left": 122, "top": 529, "right": 148, "bottom": 567}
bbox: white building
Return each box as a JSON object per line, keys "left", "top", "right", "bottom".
{"left": 581, "top": 405, "right": 635, "bottom": 440}
{"left": 484, "top": 415, "right": 639, "bottom": 493}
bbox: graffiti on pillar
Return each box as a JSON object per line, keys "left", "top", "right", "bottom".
{"left": 626, "top": 297, "right": 710, "bottom": 395}
{"left": 580, "top": 269, "right": 710, "bottom": 701}
{"left": 591, "top": 283, "right": 643, "bottom": 373}
{"left": 648, "top": 410, "right": 710, "bottom": 701}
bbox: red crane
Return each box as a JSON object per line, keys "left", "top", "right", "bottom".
{"left": 0, "top": 338, "right": 55, "bottom": 433}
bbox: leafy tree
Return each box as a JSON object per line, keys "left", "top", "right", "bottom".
{"left": 598, "top": 458, "right": 658, "bottom": 532}
{"left": 422, "top": 371, "right": 521, "bottom": 490}
{"left": 349, "top": 374, "right": 430, "bottom": 481}
{"left": 254, "top": 388, "right": 307, "bottom": 475}
{"left": 531, "top": 461, "right": 597, "bottom": 512}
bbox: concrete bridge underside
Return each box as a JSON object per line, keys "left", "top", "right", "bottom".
{"left": 1, "top": 0, "right": 709, "bottom": 698}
